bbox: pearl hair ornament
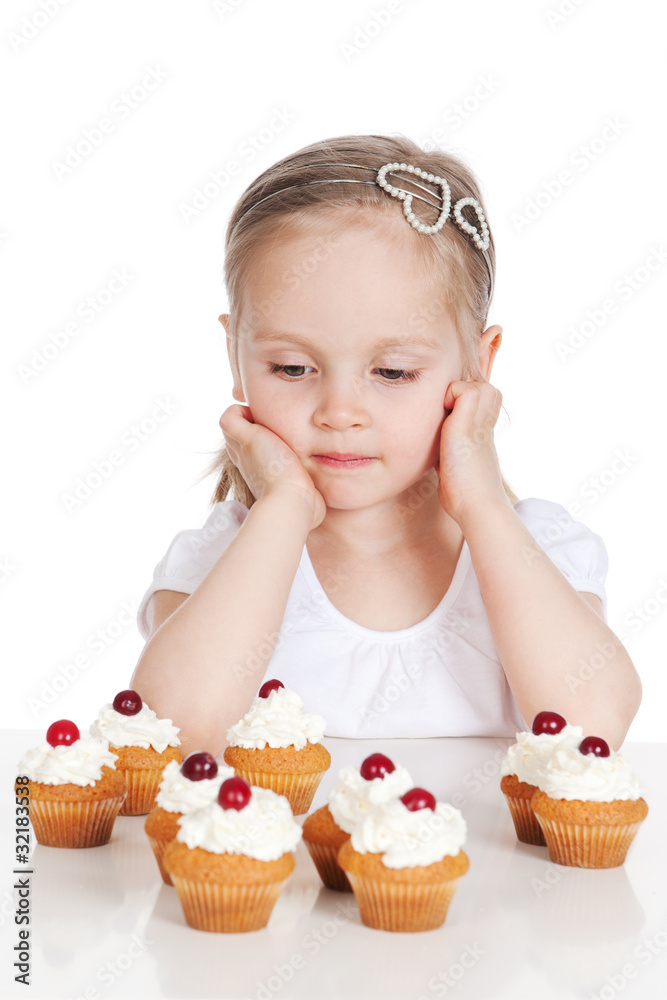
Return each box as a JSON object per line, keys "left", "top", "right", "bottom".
{"left": 234, "top": 160, "right": 494, "bottom": 302}
{"left": 375, "top": 162, "right": 490, "bottom": 249}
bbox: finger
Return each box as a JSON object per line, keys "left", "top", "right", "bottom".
{"left": 443, "top": 379, "right": 482, "bottom": 414}
{"left": 219, "top": 404, "right": 250, "bottom": 438}
{"left": 475, "top": 383, "right": 503, "bottom": 427}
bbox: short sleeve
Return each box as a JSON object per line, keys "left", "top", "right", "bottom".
{"left": 136, "top": 501, "right": 250, "bottom": 640}
{"left": 513, "top": 497, "right": 609, "bottom": 619}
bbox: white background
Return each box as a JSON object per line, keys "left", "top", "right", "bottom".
{"left": 2, "top": 0, "right": 665, "bottom": 739}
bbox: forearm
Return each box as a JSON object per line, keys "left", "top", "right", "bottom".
{"left": 131, "top": 491, "right": 312, "bottom": 756}
{"left": 459, "top": 499, "right": 642, "bottom": 749}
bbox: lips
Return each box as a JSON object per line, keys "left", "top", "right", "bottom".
{"left": 313, "top": 453, "right": 373, "bottom": 460}
{"left": 311, "top": 453, "right": 377, "bottom": 469}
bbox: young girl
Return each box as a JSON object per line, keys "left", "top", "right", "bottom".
{"left": 131, "top": 133, "right": 641, "bottom": 758}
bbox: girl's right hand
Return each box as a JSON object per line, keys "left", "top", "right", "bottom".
{"left": 219, "top": 405, "right": 327, "bottom": 530}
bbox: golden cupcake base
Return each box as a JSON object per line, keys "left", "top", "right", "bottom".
{"left": 531, "top": 792, "right": 649, "bottom": 868}
{"left": 164, "top": 841, "right": 295, "bottom": 932}
{"left": 338, "top": 841, "right": 469, "bottom": 932}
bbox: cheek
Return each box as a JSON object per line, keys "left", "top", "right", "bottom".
{"left": 399, "top": 393, "right": 446, "bottom": 445}
{"left": 395, "top": 395, "right": 445, "bottom": 468}
{"left": 245, "top": 381, "right": 309, "bottom": 447}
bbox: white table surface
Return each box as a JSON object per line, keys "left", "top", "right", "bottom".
{"left": 1, "top": 732, "right": 665, "bottom": 1000}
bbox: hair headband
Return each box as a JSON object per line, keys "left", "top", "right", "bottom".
{"left": 236, "top": 160, "right": 494, "bottom": 303}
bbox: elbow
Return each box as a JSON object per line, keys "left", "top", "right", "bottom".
{"left": 608, "top": 671, "right": 643, "bottom": 751}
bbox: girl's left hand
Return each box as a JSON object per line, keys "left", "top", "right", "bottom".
{"left": 436, "top": 379, "right": 509, "bottom": 526}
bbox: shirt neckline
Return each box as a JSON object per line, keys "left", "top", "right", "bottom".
{"left": 298, "top": 538, "right": 471, "bottom": 640}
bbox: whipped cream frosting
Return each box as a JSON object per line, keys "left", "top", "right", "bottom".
{"left": 17, "top": 737, "right": 118, "bottom": 787}
{"left": 155, "top": 759, "right": 235, "bottom": 813}
{"left": 226, "top": 686, "right": 325, "bottom": 751}
{"left": 89, "top": 703, "right": 180, "bottom": 753}
{"left": 501, "top": 724, "right": 584, "bottom": 786}
{"left": 350, "top": 797, "right": 467, "bottom": 869}
{"left": 537, "top": 745, "right": 644, "bottom": 802}
{"left": 176, "top": 786, "right": 303, "bottom": 861}
{"left": 328, "top": 764, "right": 414, "bottom": 835}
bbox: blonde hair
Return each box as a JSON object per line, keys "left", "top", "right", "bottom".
{"left": 202, "top": 132, "right": 519, "bottom": 509}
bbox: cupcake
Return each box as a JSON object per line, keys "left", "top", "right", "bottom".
{"left": 337, "top": 786, "right": 469, "bottom": 932}
{"left": 16, "top": 720, "right": 126, "bottom": 848}
{"left": 89, "top": 689, "right": 181, "bottom": 815}
{"left": 223, "top": 679, "right": 330, "bottom": 815}
{"left": 145, "top": 752, "right": 235, "bottom": 885}
{"left": 163, "top": 775, "right": 302, "bottom": 932}
{"left": 531, "top": 735, "right": 649, "bottom": 868}
{"left": 500, "top": 711, "right": 583, "bottom": 845}
{"left": 303, "top": 753, "right": 413, "bottom": 892}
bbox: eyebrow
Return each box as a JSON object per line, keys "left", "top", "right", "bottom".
{"left": 251, "top": 330, "right": 441, "bottom": 351}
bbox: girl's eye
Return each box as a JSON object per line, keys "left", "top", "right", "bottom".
{"left": 267, "top": 363, "right": 314, "bottom": 378}
{"left": 375, "top": 368, "right": 423, "bottom": 382}
{"left": 266, "top": 363, "right": 423, "bottom": 383}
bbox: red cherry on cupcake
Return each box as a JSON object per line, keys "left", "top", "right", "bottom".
{"left": 258, "top": 679, "right": 284, "bottom": 699}
{"left": 531, "top": 711, "right": 567, "bottom": 736}
{"left": 360, "top": 753, "right": 396, "bottom": 781}
{"left": 218, "top": 776, "right": 252, "bottom": 811}
{"left": 579, "top": 736, "right": 610, "bottom": 758}
{"left": 46, "top": 720, "right": 80, "bottom": 747}
{"left": 181, "top": 752, "right": 218, "bottom": 782}
{"left": 113, "top": 689, "right": 143, "bottom": 716}
{"left": 400, "top": 787, "right": 436, "bottom": 812}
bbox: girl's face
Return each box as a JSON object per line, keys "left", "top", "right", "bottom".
{"left": 228, "top": 221, "right": 473, "bottom": 512}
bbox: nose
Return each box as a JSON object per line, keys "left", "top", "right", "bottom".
{"left": 312, "top": 374, "right": 370, "bottom": 431}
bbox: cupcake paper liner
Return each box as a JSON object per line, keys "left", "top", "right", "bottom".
{"left": 228, "top": 768, "right": 326, "bottom": 815}
{"left": 304, "top": 840, "right": 352, "bottom": 893}
{"left": 534, "top": 816, "right": 643, "bottom": 869}
{"left": 118, "top": 768, "right": 164, "bottom": 816}
{"left": 503, "top": 792, "right": 546, "bottom": 846}
{"left": 344, "top": 872, "right": 464, "bottom": 932}
{"left": 29, "top": 795, "right": 125, "bottom": 848}
{"left": 170, "top": 874, "right": 290, "bottom": 932}
{"left": 146, "top": 834, "right": 175, "bottom": 885}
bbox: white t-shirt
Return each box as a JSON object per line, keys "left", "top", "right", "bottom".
{"left": 136, "top": 497, "right": 608, "bottom": 740}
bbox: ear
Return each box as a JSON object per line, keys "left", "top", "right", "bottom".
{"left": 220, "top": 313, "right": 246, "bottom": 403}
{"left": 478, "top": 324, "right": 502, "bottom": 382}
